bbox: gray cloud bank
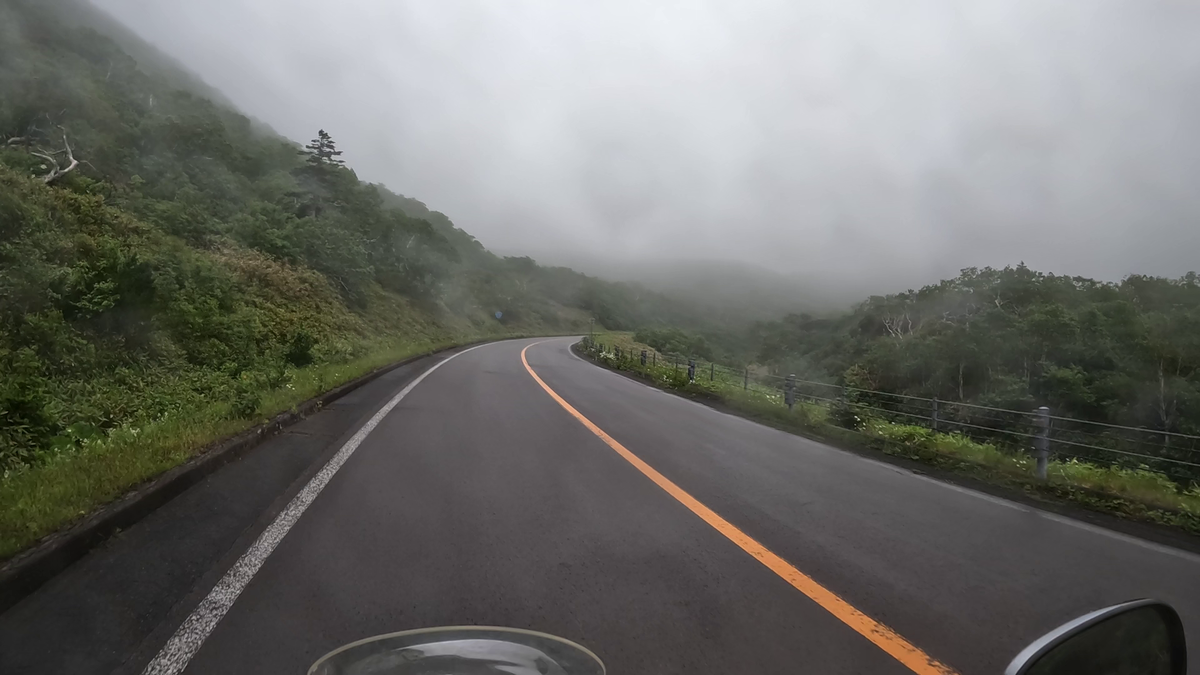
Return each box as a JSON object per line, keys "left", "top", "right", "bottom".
{"left": 94, "top": 0, "right": 1200, "bottom": 293}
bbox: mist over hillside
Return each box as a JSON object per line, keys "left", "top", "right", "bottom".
{"left": 90, "top": 0, "right": 1200, "bottom": 289}
{"left": 511, "top": 252, "right": 871, "bottom": 320}
{"left": 0, "top": 0, "right": 717, "bottom": 474}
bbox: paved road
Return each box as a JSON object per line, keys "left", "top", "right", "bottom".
{"left": 8, "top": 337, "right": 1200, "bottom": 674}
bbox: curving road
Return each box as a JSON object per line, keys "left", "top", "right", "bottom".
{"left": 5, "top": 337, "right": 1200, "bottom": 674}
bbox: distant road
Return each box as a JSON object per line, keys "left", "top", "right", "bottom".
{"left": 6, "top": 337, "right": 1199, "bottom": 674}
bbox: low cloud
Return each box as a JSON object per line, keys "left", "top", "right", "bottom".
{"left": 94, "top": 0, "right": 1200, "bottom": 292}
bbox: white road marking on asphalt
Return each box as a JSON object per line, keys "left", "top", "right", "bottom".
{"left": 868, "top": 459, "right": 1200, "bottom": 563}
{"left": 569, "top": 345, "right": 1200, "bottom": 566}
{"left": 900, "top": 468, "right": 1200, "bottom": 562}
{"left": 564, "top": 338, "right": 589, "bottom": 362}
{"left": 1039, "top": 512, "right": 1200, "bottom": 563}
{"left": 141, "top": 343, "right": 490, "bottom": 675}
{"left": 905, "top": 472, "right": 1028, "bottom": 511}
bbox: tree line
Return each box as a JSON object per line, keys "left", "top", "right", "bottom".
{"left": 746, "top": 265, "right": 1200, "bottom": 436}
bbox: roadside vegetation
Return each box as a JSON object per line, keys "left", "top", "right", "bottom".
{"left": 656, "top": 265, "right": 1200, "bottom": 444}
{"left": 750, "top": 266, "right": 1200, "bottom": 439}
{"left": 581, "top": 332, "right": 1200, "bottom": 534}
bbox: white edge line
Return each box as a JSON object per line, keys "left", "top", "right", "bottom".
{"left": 564, "top": 337, "right": 588, "bottom": 363}
{"left": 141, "top": 343, "right": 490, "bottom": 675}
{"left": 879, "top": 460, "right": 1200, "bottom": 563}
{"left": 569, "top": 343, "right": 1200, "bottom": 565}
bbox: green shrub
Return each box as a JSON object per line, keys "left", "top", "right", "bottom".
{"left": 0, "top": 348, "right": 59, "bottom": 467}
{"left": 830, "top": 399, "right": 863, "bottom": 430}
{"left": 285, "top": 329, "right": 317, "bottom": 367}
{"left": 229, "top": 371, "right": 265, "bottom": 419}
{"left": 866, "top": 421, "right": 934, "bottom": 446}
{"left": 1049, "top": 459, "right": 1187, "bottom": 508}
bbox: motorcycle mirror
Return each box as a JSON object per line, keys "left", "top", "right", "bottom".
{"left": 309, "top": 626, "right": 605, "bottom": 675}
{"left": 1006, "top": 599, "right": 1186, "bottom": 675}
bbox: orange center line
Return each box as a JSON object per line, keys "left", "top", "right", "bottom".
{"left": 521, "top": 341, "right": 958, "bottom": 675}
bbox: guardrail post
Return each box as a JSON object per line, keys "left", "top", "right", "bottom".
{"left": 687, "top": 359, "right": 696, "bottom": 383}
{"left": 785, "top": 374, "right": 796, "bottom": 410}
{"left": 652, "top": 352, "right": 656, "bottom": 367}
{"left": 932, "top": 398, "right": 940, "bottom": 432}
{"left": 710, "top": 362, "right": 715, "bottom": 381}
{"left": 1034, "top": 406, "right": 1051, "bottom": 480}
{"left": 743, "top": 368, "right": 749, "bottom": 390}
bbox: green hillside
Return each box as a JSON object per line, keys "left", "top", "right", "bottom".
{"left": 750, "top": 265, "right": 1200, "bottom": 436}
{"left": 0, "top": 0, "right": 695, "bottom": 555}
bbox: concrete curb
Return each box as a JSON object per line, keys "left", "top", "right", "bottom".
{"left": 0, "top": 339, "right": 488, "bottom": 612}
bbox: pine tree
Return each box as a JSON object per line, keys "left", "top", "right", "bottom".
{"left": 290, "top": 129, "right": 346, "bottom": 217}
{"left": 303, "top": 129, "right": 344, "bottom": 168}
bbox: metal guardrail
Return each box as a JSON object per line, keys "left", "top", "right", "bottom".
{"left": 580, "top": 337, "right": 1200, "bottom": 486}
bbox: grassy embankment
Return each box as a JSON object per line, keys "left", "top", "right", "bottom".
{"left": 582, "top": 332, "right": 1200, "bottom": 534}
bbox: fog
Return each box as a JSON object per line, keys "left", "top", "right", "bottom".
{"left": 93, "top": 0, "right": 1200, "bottom": 294}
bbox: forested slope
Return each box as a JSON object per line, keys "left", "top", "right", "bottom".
{"left": 750, "top": 266, "right": 1200, "bottom": 435}
{"left": 0, "top": 0, "right": 685, "bottom": 475}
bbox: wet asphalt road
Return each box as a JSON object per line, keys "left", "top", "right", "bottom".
{"left": 5, "top": 337, "right": 1200, "bottom": 674}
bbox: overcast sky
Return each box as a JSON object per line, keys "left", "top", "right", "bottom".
{"left": 94, "top": 0, "right": 1200, "bottom": 291}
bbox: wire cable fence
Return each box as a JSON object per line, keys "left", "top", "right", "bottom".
{"left": 580, "top": 337, "right": 1200, "bottom": 487}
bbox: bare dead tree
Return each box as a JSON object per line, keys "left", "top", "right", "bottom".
{"left": 882, "top": 315, "right": 900, "bottom": 338}
{"left": 29, "top": 127, "right": 82, "bottom": 184}
{"left": 882, "top": 311, "right": 915, "bottom": 339}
